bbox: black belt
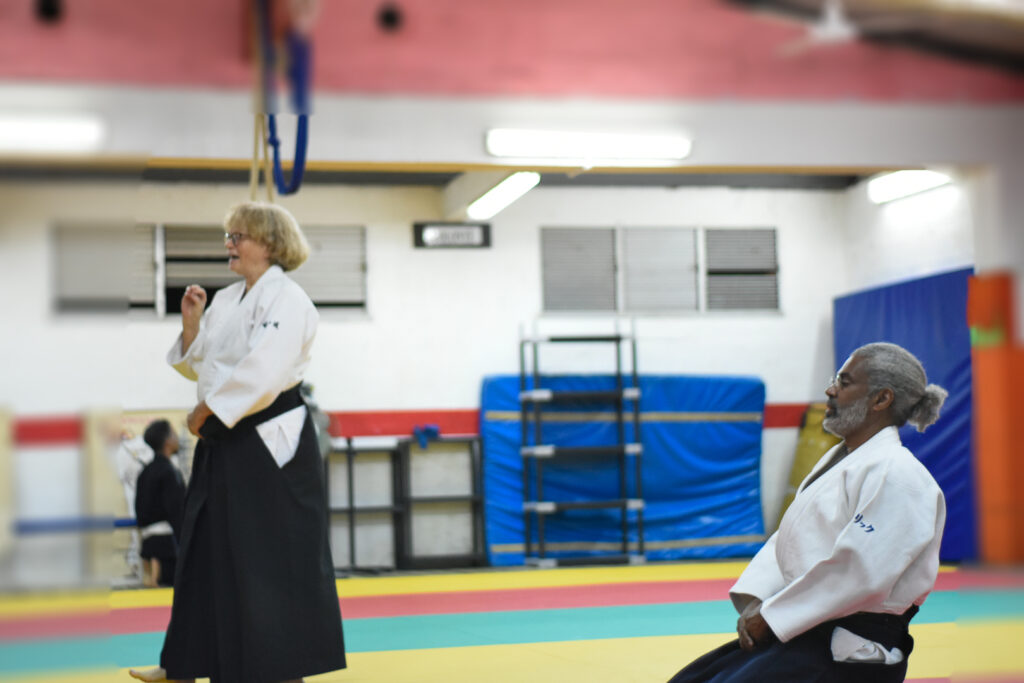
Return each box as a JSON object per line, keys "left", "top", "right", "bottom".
{"left": 198, "top": 384, "right": 305, "bottom": 441}
{"left": 827, "top": 605, "right": 919, "bottom": 651}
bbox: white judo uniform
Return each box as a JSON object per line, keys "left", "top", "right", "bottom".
{"left": 731, "top": 426, "right": 946, "bottom": 659}
{"left": 167, "top": 264, "right": 318, "bottom": 467}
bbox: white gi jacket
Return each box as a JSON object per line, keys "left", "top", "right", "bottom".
{"left": 730, "top": 426, "right": 945, "bottom": 645}
{"left": 167, "top": 266, "right": 318, "bottom": 465}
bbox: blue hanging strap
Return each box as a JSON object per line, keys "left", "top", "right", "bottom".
{"left": 267, "top": 111, "right": 308, "bottom": 195}
{"left": 258, "top": 0, "right": 311, "bottom": 196}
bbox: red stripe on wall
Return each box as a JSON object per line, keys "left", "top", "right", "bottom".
{"left": 14, "top": 417, "right": 82, "bottom": 446}
{"left": 763, "top": 403, "right": 808, "bottom": 429}
{"left": 12, "top": 404, "right": 807, "bottom": 445}
{"left": 328, "top": 410, "right": 480, "bottom": 438}
{"left": 329, "top": 405, "right": 809, "bottom": 436}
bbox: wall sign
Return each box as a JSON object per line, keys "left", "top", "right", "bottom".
{"left": 413, "top": 222, "right": 491, "bottom": 248}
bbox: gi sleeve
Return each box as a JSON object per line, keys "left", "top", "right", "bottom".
{"left": 203, "top": 286, "right": 318, "bottom": 429}
{"left": 758, "top": 465, "right": 943, "bottom": 643}
{"left": 730, "top": 532, "right": 786, "bottom": 613}
{"left": 167, "top": 310, "right": 212, "bottom": 382}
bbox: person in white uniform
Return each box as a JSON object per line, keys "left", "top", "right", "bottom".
{"left": 667, "top": 342, "right": 948, "bottom": 683}
{"left": 130, "top": 201, "right": 345, "bottom": 683}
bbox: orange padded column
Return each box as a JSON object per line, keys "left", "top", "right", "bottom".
{"left": 968, "top": 272, "right": 1024, "bottom": 563}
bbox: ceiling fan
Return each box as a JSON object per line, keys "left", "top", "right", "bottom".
{"left": 746, "top": 0, "right": 1024, "bottom": 68}
{"left": 779, "top": 0, "right": 860, "bottom": 56}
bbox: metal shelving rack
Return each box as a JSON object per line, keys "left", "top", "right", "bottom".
{"left": 399, "top": 435, "right": 487, "bottom": 570}
{"left": 519, "top": 334, "right": 645, "bottom": 567}
{"left": 325, "top": 435, "right": 486, "bottom": 573}
{"left": 325, "top": 436, "right": 406, "bottom": 573}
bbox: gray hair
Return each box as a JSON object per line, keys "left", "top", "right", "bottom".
{"left": 852, "top": 342, "right": 948, "bottom": 432}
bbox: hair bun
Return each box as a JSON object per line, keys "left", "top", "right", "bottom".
{"left": 907, "top": 384, "right": 948, "bottom": 433}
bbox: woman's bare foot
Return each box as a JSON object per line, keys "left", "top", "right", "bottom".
{"left": 128, "top": 668, "right": 193, "bottom": 683}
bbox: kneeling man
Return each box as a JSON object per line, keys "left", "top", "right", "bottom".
{"left": 668, "top": 342, "right": 948, "bottom": 683}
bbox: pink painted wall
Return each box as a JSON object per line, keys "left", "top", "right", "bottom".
{"left": 0, "top": 0, "right": 1021, "bottom": 101}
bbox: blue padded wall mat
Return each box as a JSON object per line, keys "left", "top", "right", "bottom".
{"left": 480, "top": 374, "right": 766, "bottom": 565}
{"left": 833, "top": 268, "right": 976, "bottom": 561}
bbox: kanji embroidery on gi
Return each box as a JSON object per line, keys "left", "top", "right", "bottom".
{"left": 853, "top": 513, "right": 875, "bottom": 533}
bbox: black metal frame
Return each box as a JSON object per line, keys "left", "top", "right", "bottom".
{"left": 325, "top": 439, "right": 407, "bottom": 573}
{"left": 325, "top": 435, "right": 486, "bottom": 574}
{"left": 519, "top": 334, "right": 645, "bottom": 567}
{"left": 398, "top": 435, "right": 488, "bottom": 570}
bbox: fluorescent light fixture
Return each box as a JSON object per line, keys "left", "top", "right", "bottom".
{"left": 867, "top": 170, "right": 952, "bottom": 204}
{"left": 0, "top": 113, "right": 106, "bottom": 154}
{"left": 486, "top": 128, "right": 691, "bottom": 165}
{"left": 467, "top": 172, "right": 540, "bottom": 220}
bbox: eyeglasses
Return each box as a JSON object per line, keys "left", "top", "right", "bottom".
{"left": 224, "top": 232, "right": 252, "bottom": 246}
{"left": 826, "top": 373, "right": 855, "bottom": 391}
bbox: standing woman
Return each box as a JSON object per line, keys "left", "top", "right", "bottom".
{"left": 130, "top": 202, "right": 345, "bottom": 683}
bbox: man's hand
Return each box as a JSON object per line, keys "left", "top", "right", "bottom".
{"left": 187, "top": 401, "right": 213, "bottom": 437}
{"left": 737, "top": 599, "right": 776, "bottom": 651}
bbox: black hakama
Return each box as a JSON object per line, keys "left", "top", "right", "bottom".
{"left": 667, "top": 608, "right": 916, "bottom": 683}
{"left": 160, "top": 386, "right": 346, "bottom": 683}
{"left": 135, "top": 456, "right": 185, "bottom": 587}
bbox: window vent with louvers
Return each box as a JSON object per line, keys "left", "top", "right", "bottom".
{"left": 53, "top": 222, "right": 147, "bottom": 312}
{"left": 705, "top": 228, "right": 778, "bottom": 310}
{"left": 622, "top": 227, "right": 698, "bottom": 312}
{"left": 163, "top": 224, "right": 367, "bottom": 313}
{"left": 541, "top": 227, "right": 616, "bottom": 312}
{"left": 288, "top": 226, "right": 366, "bottom": 307}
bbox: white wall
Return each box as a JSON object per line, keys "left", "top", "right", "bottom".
{"left": 4, "top": 85, "right": 1018, "bottom": 169}
{"left": 4, "top": 84, "right": 1019, "bottom": 323}
{"left": 842, "top": 175, "right": 975, "bottom": 294}
{"left": 0, "top": 85, "right": 1008, "bottom": 581}
{"left": 7, "top": 445, "right": 84, "bottom": 588}
{"left": 966, "top": 155, "right": 1024, "bottom": 339}
{"left": 0, "top": 173, "right": 979, "bottom": 555}
{"left": 1, "top": 181, "right": 850, "bottom": 414}
{"left": 511, "top": 186, "right": 846, "bottom": 401}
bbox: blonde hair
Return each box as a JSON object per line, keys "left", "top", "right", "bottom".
{"left": 224, "top": 201, "right": 310, "bottom": 271}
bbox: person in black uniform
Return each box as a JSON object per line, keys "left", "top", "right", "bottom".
{"left": 134, "top": 419, "right": 185, "bottom": 588}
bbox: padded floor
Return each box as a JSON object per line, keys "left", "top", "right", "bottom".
{"left": 2, "top": 561, "right": 1023, "bottom": 682}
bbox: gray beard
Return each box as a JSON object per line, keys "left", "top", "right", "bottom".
{"left": 822, "top": 395, "right": 870, "bottom": 437}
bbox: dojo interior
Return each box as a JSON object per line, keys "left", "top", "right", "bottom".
{"left": 1, "top": 0, "right": 1023, "bottom": 681}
